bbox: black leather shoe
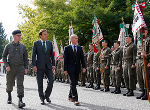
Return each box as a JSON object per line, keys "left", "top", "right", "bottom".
{"left": 45, "top": 97, "right": 51, "bottom": 103}
{"left": 40, "top": 99, "right": 45, "bottom": 105}
{"left": 127, "top": 90, "right": 134, "bottom": 96}
{"left": 7, "top": 93, "right": 12, "bottom": 104}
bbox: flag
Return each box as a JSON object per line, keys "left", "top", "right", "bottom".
{"left": 118, "top": 23, "right": 129, "bottom": 47}
{"left": 60, "top": 41, "right": 64, "bottom": 54}
{"left": 53, "top": 34, "right": 60, "bottom": 61}
{"left": 92, "top": 16, "right": 103, "bottom": 53}
{"left": 132, "top": 1, "right": 147, "bottom": 37}
{"left": 69, "top": 23, "right": 74, "bottom": 45}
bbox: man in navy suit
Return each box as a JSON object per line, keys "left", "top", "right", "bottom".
{"left": 64, "top": 34, "right": 86, "bottom": 105}
{"left": 32, "top": 29, "right": 55, "bottom": 105}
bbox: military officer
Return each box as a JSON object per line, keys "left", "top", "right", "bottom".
{"left": 100, "top": 40, "right": 111, "bottom": 92}
{"left": 136, "top": 29, "right": 150, "bottom": 100}
{"left": 111, "top": 40, "right": 123, "bottom": 94}
{"left": 93, "top": 48, "right": 101, "bottom": 90}
{"left": 2, "top": 30, "right": 28, "bottom": 108}
{"left": 86, "top": 43, "right": 94, "bottom": 88}
{"left": 122, "top": 34, "right": 137, "bottom": 96}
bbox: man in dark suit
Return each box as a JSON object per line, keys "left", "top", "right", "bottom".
{"left": 32, "top": 29, "right": 55, "bottom": 105}
{"left": 64, "top": 34, "right": 86, "bottom": 105}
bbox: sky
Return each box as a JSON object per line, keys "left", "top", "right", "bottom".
{"left": 0, "top": 0, "right": 33, "bottom": 39}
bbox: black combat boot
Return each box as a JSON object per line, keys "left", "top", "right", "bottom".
{"left": 94, "top": 85, "right": 101, "bottom": 90}
{"left": 111, "top": 87, "right": 117, "bottom": 93}
{"left": 127, "top": 89, "right": 134, "bottom": 96}
{"left": 114, "top": 87, "right": 121, "bottom": 94}
{"left": 86, "top": 83, "right": 93, "bottom": 88}
{"left": 104, "top": 86, "right": 110, "bottom": 92}
{"left": 7, "top": 93, "right": 12, "bottom": 104}
{"left": 136, "top": 90, "right": 145, "bottom": 99}
{"left": 141, "top": 90, "right": 148, "bottom": 100}
{"left": 123, "top": 89, "right": 130, "bottom": 96}
{"left": 18, "top": 96, "right": 25, "bottom": 108}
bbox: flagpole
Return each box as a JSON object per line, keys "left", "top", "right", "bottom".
{"left": 98, "top": 43, "right": 105, "bottom": 89}
{"left": 140, "top": 29, "right": 150, "bottom": 103}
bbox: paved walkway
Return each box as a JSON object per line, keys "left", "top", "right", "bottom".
{"left": 0, "top": 72, "right": 150, "bottom": 110}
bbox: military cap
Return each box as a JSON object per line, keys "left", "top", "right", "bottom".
{"left": 125, "top": 34, "right": 133, "bottom": 38}
{"left": 114, "top": 40, "right": 120, "bottom": 45}
{"left": 12, "top": 30, "right": 21, "bottom": 35}
{"left": 102, "top": 40, "right": 108, "bottom": 43}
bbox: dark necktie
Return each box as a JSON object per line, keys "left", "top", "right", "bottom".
{"left": 43, "top": 42, "right": 46, "bottom": 53}
{"left": 74, "top": 45, "right": 76, "bottom": 56}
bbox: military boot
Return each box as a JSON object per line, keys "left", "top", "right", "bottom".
{"left": 123, "top": 89, "right": 130, "bottom": 96}
{"left": 104, "top": 86, "right": 110, "bottom": 92}
{"left": 18, "top": 96, "right": 25, "bottom": 108}
{"left": 141, "top": 90, "right": 148, "bottom": 100}
{"left": 7, "top": 93, "right": 12, "bottom": 104}
{"left": 111, "top": 87, "right": 117, "bottom": 93}
{"left": 114, "top": 87, "right": 121, "bottom": 94}
{"left": 127, "top": 90, "right": 134, "bottom": 96}
{"left": 94, "top": 85, "right": 101, "bottom": 90}
{"left": 136, "top": 90, "right": 145, "bottom": 99}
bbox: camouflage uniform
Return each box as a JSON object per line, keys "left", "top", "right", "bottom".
{"left": 136, "top": 37, "right": 150, "bottom": 100}
{"left": 93, "top": 52, "right": 101, "bottom": 89}
{"left": 101, "top": 47, "right": 111, "bottom": 91}
{"left": 2, "top": 41, "right": 28, "bottom": 97}
{"left": 80, "top": 52, "right": 87, "bottom": 86}
{"left": 111, "top": 47, "right": 123, "bottom": 94}
{"left": 122, "top": 42, "right": 137, "bottom": 96}
{"left": 87, "top": 50, "right": 94, "bottom": 88}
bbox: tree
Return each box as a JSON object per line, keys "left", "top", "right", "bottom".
{"left": 0, "top": 22, "right": 7, "bottom": 59}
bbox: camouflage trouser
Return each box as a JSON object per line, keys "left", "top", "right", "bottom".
{"left": 123, "top": 61, "right": 136, "bottom": 90}
{"left": 93, "top": 68, "right": 101, "bottom": 85}
{"left": 87, "top": 66, "right": 93, "bottom": 84}
{"left": 101, "top": 62, "right": 110, "bottom": 86}
{"left": 136, "top": 59, "right": 150, "bottom": 90}
{"left": 80, "top": 71, "right": 86, "bottom": 84}
{"left": 6, "top": 65, "right": 25, "bottom": 97}
{"left": 111, "top": 65, "right": 122, "bottom": 87}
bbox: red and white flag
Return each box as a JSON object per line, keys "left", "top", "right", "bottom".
{"left": 53, "top": 34, "right": 59, "bottom": 61}
{"left": 132, "top": 1, "right": 147, "bottom": 37}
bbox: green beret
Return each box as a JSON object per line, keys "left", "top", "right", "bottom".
{"left": 12, "top": 30, "right": 21, "bottom": 35}
{"left": 102, "top": 40, "right": 108, "bottom": 43}
{"left": 125, "top": 34, "right": 133, "bottom": 38}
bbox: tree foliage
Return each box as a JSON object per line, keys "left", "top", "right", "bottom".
{"left": 0, "top": 22, "right": 8, "bottom": 59}
{"left": 18, "top": 0, "right": 150, "bottom": 57}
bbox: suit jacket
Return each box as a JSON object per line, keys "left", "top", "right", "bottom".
{"left": 32, "top": 40, "right": 55, "bottom": 70}
{"left": 64, "top": 45, "right": 86, "bottom": 75}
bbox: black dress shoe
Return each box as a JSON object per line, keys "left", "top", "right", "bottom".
{"left": 40, "top": 98, "right": 45, "bottom": 105}
{"left": 45, "top": 97, "right": 51, "bottom": 103}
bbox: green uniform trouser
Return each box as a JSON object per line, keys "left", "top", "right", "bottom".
{"left": 111, "top": 65, "right": 122, "bottom": 87}
{"left": 101, "top": 62, "right": 110, "bottom": 86}
{"left": 87, "top": 67, "right": 93, "bottom": 84}
{"left": 123, "top": 61, "right": 136, "bottom": 90}
{"left": 6, "top": 65, "right": 25, "bottom": 97}
{"left": 136, "top": 59, "right": 150, "bottom": 90}
{"left": 93, "top": 68, "right": 101, "bottom": 85}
